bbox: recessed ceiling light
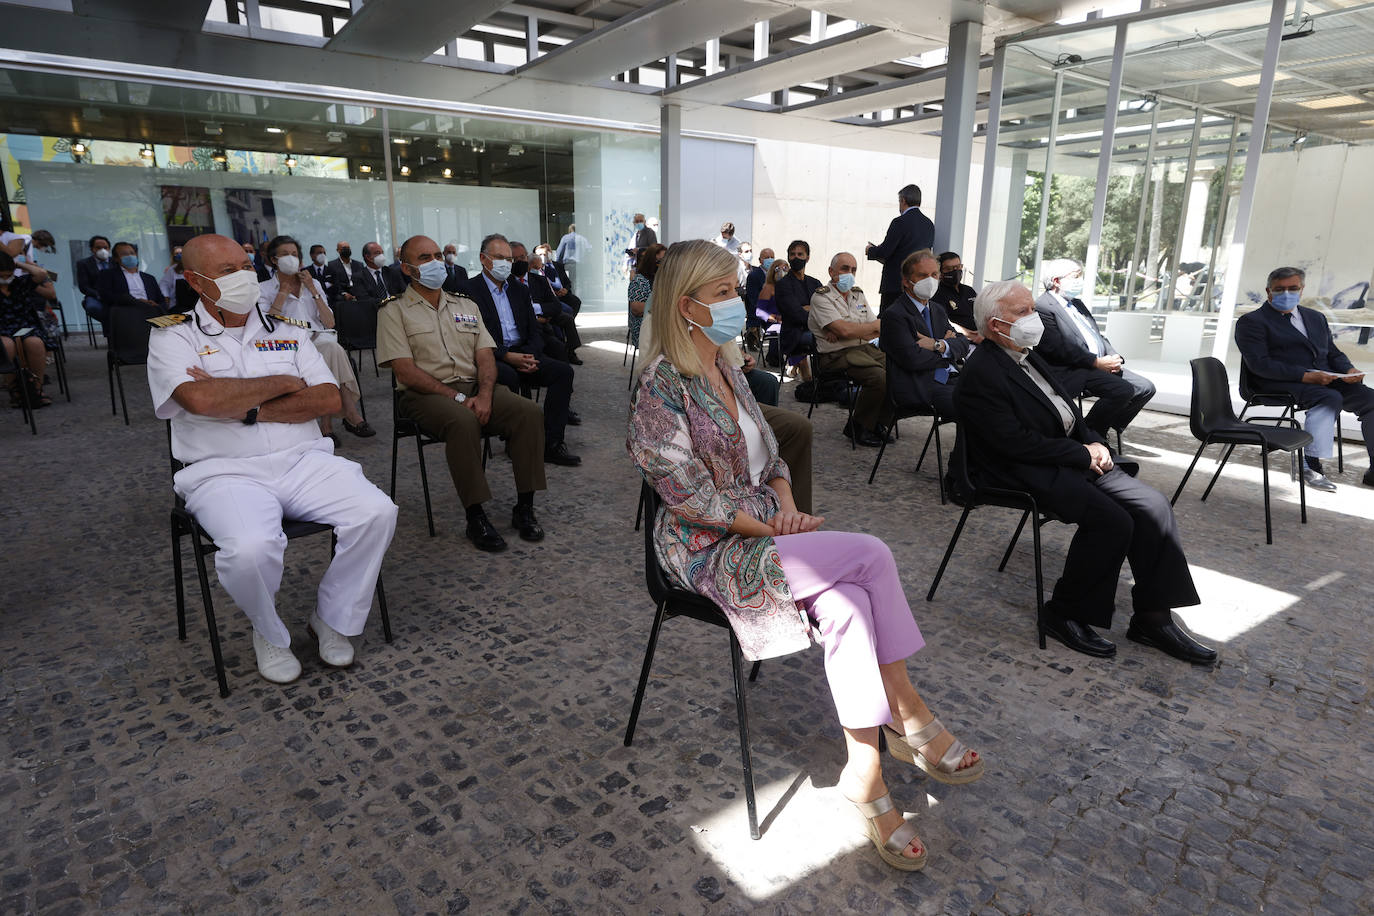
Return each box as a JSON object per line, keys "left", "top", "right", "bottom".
{"left": 442, "top": 167, "right": 452, "bottom": 178}
{"left": 139, "top": 144, "right": 155, "bottom": 159}
{"left": 266, "top": 126, "right": 285, "bottom": 134}
{"left": 212, "top": 149, "right": 227, "bottom": 163}
{"left": 359, "top": 164, "right": 372, "bottom": 173}
{"left": 326, "top": 130, "right": 346, "bottom": 143}
{"left": 1298, "top": 94, "right": 1364, "bottom": 109}
{"left": 1222, "top": 71, "right": 1292, "bottom": 87}
{"left": 392, "top": 137, "right": 408, "bottom": 145}
{"left": 399, "top": 164, "right": 410, "bottom": 176}
{"left": 284, "top": 155, "right": 298, "bottom": 168}
{"left": 70, "top": 140, "right": 87, "bottom": 154}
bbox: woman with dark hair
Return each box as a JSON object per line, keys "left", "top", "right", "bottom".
{"left": 628, "top": 243, "right": 667, "bottom": 351}
{"left": 258, "top": 235, "right": 375, "bottom": 441}
{"left": 0, "top": 251, "right": 58, "bottom": 407}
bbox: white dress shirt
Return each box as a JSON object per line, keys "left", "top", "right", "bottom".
{"left": 1050, "top": 290, "right": 1104, "bottom": 356}
{"left": 1012, "top": 348, "right": 1075, "bottom": 434}
{"left": 122, "top": 268, "right": 149, "bottom": 301}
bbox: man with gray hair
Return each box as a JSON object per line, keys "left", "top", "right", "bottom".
{"left": 1035, "top": 258, "right": 1156, "bottom": 440}
{"left": 1235, "top": 265, "right": 1374, "bottom": 491}
{"left": 808, "top": 250, "right": 888, "bottom": 447}
{"left": 953, "top": 280, "right": 1215, "bottom": 665}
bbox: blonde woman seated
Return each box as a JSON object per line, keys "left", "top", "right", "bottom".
{"left": 258, "top": 235, "right": 375, "bottom": 441}
{"left": 627, "top": 240, "right": 982, "bottom": 871}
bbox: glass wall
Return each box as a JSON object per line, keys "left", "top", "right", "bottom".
{"left": 981, "top": 0, "right": 1374, "bottom": 379}
{"left": 0, "top": 67, "right": 661, "bottom": 324}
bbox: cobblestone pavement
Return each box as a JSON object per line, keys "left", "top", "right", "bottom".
{"left": 2, "top": 331, "right": 1372, "bottom": 915}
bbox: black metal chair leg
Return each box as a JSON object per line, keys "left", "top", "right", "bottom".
{"left": 933, "top": 422, "right": 947, "bottom": 506}
{"left": 624, "top": 601, "right": 670, "bottom": 747}
{"left": 729, "top": 631, "right": 760, "bottom": 841}
{"left": 376, "top": 572, "right": 392, "bottom": 643}
{"left": 748, "top": 660, "right": 761, "bottom": 683}
{"left": 107, "top": 355, "right": 116, "bottom": 416}
{"left": 999, "top": 509, "right": 1031, "bottom": 572}
{"left": 1261, "top": 447, "right": 1272, "bottom": 545}
{"left": 1298, "top": 448, "right": 1307, "bottom": 524}
{"left": 1171, "top": 441, "right": 1210, "bottom": 505}
{"left": 189, "top": 527, "right": 230, "bottom": 698}
{"left": 115, "top": 364, "right": 129, "bottom": 425}
{"left": 634, "top": 492, "right": 644, "bottom": 531}
{"left": 915, "top": 422, "right": 936, "bottom": 472}
{"left": 927, "top": 506, "right": 971, "bottom": 601}
{"left": 867, "top": 432, "right": 890, "bottom": 485}
{"left": 1201, "top": 442, "right": 1237, "bottom": 502}
{"left": 1031, "top": 514, "right": 1047, "bottom": 649}
{"left": 415, "top": 434, "right": 436, "bottom": 537}
{"left": 172, "top": 519, "right": 187, "bottom": 640}
{"left": 389, "top": 431, "right": 400, "bottom": 497}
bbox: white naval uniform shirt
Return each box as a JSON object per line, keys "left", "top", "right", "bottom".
{"left": 147, "top": 303, "right": 338, "bottom": 480}
{"left": 256, "top": 274, "right": 338, "bottom": 344}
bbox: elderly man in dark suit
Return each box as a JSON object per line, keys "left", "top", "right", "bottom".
{"left": 953, "top": 280, "right": 1215, "bottom": 665}
{"left": 1034, "top": 257, "right": 1155, "bottom": 440}
{"left": 464, "top": 233, "right": 580, "bottom": 467}
{"left": 96, "top": 241, "right": 166, "bottom": 312}
{"left": 1235, "top": 265, "right": 1374, "bottom": 491}
{"left": 866, "top": 183, "right": 935, "bottom": 313}
{"left": 880, "top": 249, "right": 971, "bottom": 419}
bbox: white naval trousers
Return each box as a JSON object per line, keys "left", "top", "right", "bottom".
{"left": 179, "top": 442, "right": 398, "bottom": 648}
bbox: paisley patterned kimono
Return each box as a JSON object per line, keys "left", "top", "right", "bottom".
{"left": 627, "top": 354, "right": 813, "bottom": 661}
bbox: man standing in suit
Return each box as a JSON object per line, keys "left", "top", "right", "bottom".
{"left": 880, "top": 250, "right": 971, "bottom": 419}
{"left": 76, "top": 234, "right": 114, "bottom": 332}
{"left": 955, "top": 280, "right": 1215, "bottom": 664}
{"left": 1034, "top": 258, "right": 1155, "bottom": 440}
{"left": 96, "top": 241, "right": 167, "bottom": 312}
{"left": 1235, "top": 265, "right": 1374, "bottom": 491}
{"left": 464, "top": 233, "right": 581, "bottom": 467}
{"left": 307, "top": 244, "right": 332, "bottom": 299}
{"left": 866, "top": 184, "right": 935, "bottom": 313}
{"left": 441, "top": 242, "right": 469, "bottom": 293}
{"left": 325, "top": 241, "right": 361, "bottom": 304}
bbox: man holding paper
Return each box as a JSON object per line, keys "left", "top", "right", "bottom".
{"left": 1235, "top": 266, "right": 1374, "bottom": 491}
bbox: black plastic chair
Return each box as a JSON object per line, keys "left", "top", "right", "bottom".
{"left": 1170, "top": 357, "right": 1312, "bottom": 545}
{"left": 1238, "top": 362, "right": 1341, "bottom": 475}
{"left": 868, "top": 391, "right": 954, "bottom": 504}
{"left": 2, "top": 332, "right": 37, "bottom": 435}
{"left": 624, "top": 482, "right": 764, "bottom": 840}
{"left": 926, "top": 422, "right": 1063, "bottom": 649}
{"left": 107, "top": 303, "right": 160, "bottom": 425}
{"left": 389, "top": 374, "right": 491, "bottom": 538}
{"left": 804, "top": 345, "right": 861, "bottom": 450}
{"left": 166, "top": 426, "right": 392, "bottom": 697}
{"left": 334, "top": 298, "right": 380, "bottom": 379}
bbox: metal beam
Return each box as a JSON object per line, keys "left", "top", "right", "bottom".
{"left": 1200, "top": 118, "right": 1240, "bottom": 310}
{"left": 1030, "top": 72, "right": 1063, "bottom": 293}
{"left": 934, "top": 18, "right": 982, "bottom": 253}
{"left": 327, "top": 0, "right": 508, "bottom": 62}
{"left": 1163, "top": 110, "right": 1203, "bottom": 311}
{"left": 1081, "top": 22, "right": 1127, "bottom": 314}
{"left": 661, "top": 103, "right": 682, "bottom": 246}
{"left": 974, "top": 42, "right": 1006, "bottom": 287}
{"left": 783, "top": 56, "right": 994, "bottom": 118}
{"left": 1124, "top": 104, "right": 1160, "bottom": 307}
{"left": 71, "top": 0, "right": 212, "bottom": 30}
{"left": 663, "top": 26, "right": 926, "bottom": 106}
{"left": 573, "top": 0, "right": 614, "bottom": 15}
{"left": 518, "top": 0, "right": 784, "bottom": 84}
{"left": 1213, "top": 0, "right": 1287, "bottom": 360}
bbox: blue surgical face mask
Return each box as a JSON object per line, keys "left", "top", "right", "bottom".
{"left": 634, "top": 221, "right": 645, "bottom": 230}
{"left": 413, "top": 259, "right": 449, "bottom": 290}
{"left": 835, "top": 273, "right": 856, "bottom": 293}
{"left": 687, "top": 295, "right": 747, "bottom": 346}
{"left": 761, "top": 257, "right": 774, "bottom": 273}
{"left": 1271, "top": 290, "right": 1300, "bottom": 311}
{"left": 120, "top": 254, "right": 139, "bottom": 270}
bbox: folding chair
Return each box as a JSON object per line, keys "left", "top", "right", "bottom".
{"left": 868, "top": 390, "right": 954, "bottom": 503}
{"left": 107, "top": 303, "right": 160, "bottom": 424}
{"left": 389, "top": 374, "right": 491, "bottom": 538}
{"left": 1238, "top": 362, "right": 1341, "bottom": 476}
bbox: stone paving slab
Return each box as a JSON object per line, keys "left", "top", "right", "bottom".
{"left": 1, "top": 332, "right": 1372, "bottom": 914}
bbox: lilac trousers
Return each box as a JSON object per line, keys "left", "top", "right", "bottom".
{"left": 773, "top": 531, "right": 925, "bottom": 729}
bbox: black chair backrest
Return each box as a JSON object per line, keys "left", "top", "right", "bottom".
{"left": 335, "top": 298, "right": 378, "bottom": 350}
{"left": 108, "top": 303, "right": 161, "bottom": 364}
{"left": 639, "top": 481, "right": 672, "bottom": 605}
{"left": 1189, "top": 357, "right": 1241, "bottom": 439}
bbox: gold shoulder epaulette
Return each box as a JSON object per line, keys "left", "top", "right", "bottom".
{"left": 148, "top": 313, "right": 190, "bottom": 328}
{"left": 380, "top": 295, "right": 399, "bottom": 308}
{"left": 817, "top": 284, "right": 831, "bottom": 293}
{"left": 269, "top": 313, "right": 314, "bottom": 329}
{"left": 853, "top": 286, "right": 864, "bottom": 293}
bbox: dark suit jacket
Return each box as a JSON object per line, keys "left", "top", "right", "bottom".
{"left": 384, "top": 263, "right": 409, "bottom": 295}
{"left": 931, "top": 281, "right": 977, "bottom": 331}
{"left": 633, "top": 227, "right": 657, "bottom": 249}
{"left": 307, "top": 263, "right": 332, "bottom": 296}
{"left": 442, "top": 263, "right": 470, "bottom": 294}
{"left": 538, "top": 263, "right": 580, "bottom": 315}
{"left": 953, "top": 340, "right": 1108, "bottom": 497}
{"left": 525, "top": 273, "right": 559, "bottom": 311}
{"left": 866, "top": 206, "right": 935, "bottom": 295}
{"left": 96, "top": 268, "right": 166, "bottom": 310}
{"left": 463, "top": 273, "right": 544, "bottom": 362}
{"left": 76, "top": 255, "right": 111, "bottom": 298}
{"left": 880, "top": 295, "right": 970, "bottom": 411}
{"left": 1034, "top": 291, "right": 1118, "bottom": 372}
{"left": 775, "top": 273, "right": 820, "bottom": 356}
{"left": 324, "top": 258, "right": 363, "bottom": 303}
{"left": 744, "top": 265, "right": 766, "bottom": 314}
{"left": 351, "top": 263, "right": 398, "bottom": 309}
{"left": 1235, "top": 303, "right": 1355, "bottom": 395}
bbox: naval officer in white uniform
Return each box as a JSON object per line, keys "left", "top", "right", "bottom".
{"left": 147, "top": 233, "right": 397, "bottom": 684}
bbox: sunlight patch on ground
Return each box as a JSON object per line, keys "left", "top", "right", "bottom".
{"left": 1181, "top": 566, "right": 1300, "bottom": 642}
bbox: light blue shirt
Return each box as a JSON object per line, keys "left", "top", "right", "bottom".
{"left": 484, "top": 272, "right": 520, "bottom": 347}
{"left": 555, "top": 232, "right": 586, "bottom": 263}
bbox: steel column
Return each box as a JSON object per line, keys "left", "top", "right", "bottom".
{"left": 1201, "top": 118, "right": 1241, "bottom": 311}
{"left": 1163, "top": 109, "right": 1204, "bottom": 311}
{"left": 1030, "top": 72, "right": 1064, "bottom": 293}
{"left": 1124, "top": 103, "right": 1160, "bottom": 307}
{"left": 660, "top": 103, "right": 682, "bottom": 245}
{"left": 1082, "top": 22, "right": 1128, "bottom": 313}
{"left": 974, "top": 43, "right": 1006, "bottom": 286}
{"left": 381, "top": 108, "right": 398, "bottom": 260}
{"left": 934, "top": 18, "right": 984, "bottom": 254}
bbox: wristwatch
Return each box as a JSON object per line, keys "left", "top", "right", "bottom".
{"left": 243, "top": 406, "right": 259, "bottom": 425}
{"left": 453, "top": 391, "right": 466, "bottom": 404}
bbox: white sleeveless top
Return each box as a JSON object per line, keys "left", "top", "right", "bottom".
{"left": 736, "top": 407, "right": 768, "bottom": 485}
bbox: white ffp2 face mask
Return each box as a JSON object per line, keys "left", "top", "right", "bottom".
{"left": 195, "top": 268, "right": 261, "bottom": 315}
{"left": 912, "top": 276, "right": 939, "bottom": 300}
{"left": 275, "top": 254, "right": 300, "bottom": 276}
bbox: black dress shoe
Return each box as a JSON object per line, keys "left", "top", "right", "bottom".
{"left": 511, "top": 505, "right": 545, "bottom": 542}
{"left": 1363, "top": 469, "right": 1374, "bottom": 488}
{"left": 1041, "top": 615, "right": 1117, "bottom": 658}
{"left": 567, "top": 352, "right": 583, "bottom": 365}
{"left": 544, "top": 441, "right": 582, "bottom": 466}
{"left": 1127, "top": 619, "right": 1217, "bottom": 664}
{"left": 465, "top": 513, "right": 507, "bottom": 552}
{"left": 566, "top": 410, "right": 582, "bottom": 426}
{"left": 342, "top": 418, "right": 377, "bottom": 438}
{"left": 842, "top": 423, "right": 884, "bottom": 448}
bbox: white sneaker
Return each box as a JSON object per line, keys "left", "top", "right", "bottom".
{"left": 308, "top": 612, "right": 355, "bottom": 667}
{"left": 252, "top": 630, "right": 302, "bottom": 684}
